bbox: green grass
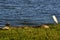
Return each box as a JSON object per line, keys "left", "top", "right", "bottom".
{"left": 0, "top": 24, "right": 60, "bottom": 40}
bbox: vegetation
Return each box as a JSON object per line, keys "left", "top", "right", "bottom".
{"left": 0, "top": 24, "right": 60, "bottom": 40}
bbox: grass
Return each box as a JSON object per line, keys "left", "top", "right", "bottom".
{"left": 0, "top": 24, "right": 60, "bottom": 40}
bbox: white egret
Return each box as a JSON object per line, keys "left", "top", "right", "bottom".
{"left": 52, "top": 15, "right": 58, "bottom": 24}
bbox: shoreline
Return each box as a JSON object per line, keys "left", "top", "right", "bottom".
{"left": 0, "top": 24, "right": 60, "bottom": 40}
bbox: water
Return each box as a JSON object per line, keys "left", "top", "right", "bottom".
{"left": 0, "top": 0, "right": 60, "bottom": 26}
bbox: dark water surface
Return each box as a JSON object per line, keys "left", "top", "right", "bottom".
{"left": 0, "top": 0, "right": 60, "bottom": 26}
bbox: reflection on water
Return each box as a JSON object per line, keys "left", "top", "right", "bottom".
{"left": 0, "top": 0, "right": 60, "bottom": 26}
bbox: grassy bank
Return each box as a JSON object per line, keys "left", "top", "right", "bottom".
{"left": 0, "top": 24, "right": 60, "bottom": 40}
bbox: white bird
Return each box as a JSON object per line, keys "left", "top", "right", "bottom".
{"left": 52, "top": 15, "right": 58, "bottom": 24}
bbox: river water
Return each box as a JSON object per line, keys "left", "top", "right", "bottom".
{"left": 0, "top": 0, "right": 60, "bottom": 26}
